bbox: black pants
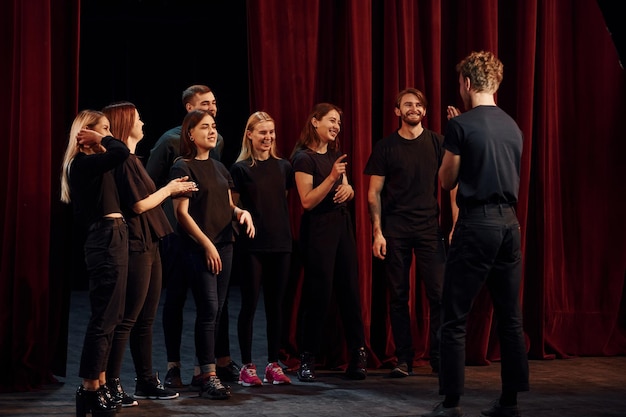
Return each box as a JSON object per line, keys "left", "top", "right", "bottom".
{"left": 298, "top": 208, "right": 365, "bottom": 355}
{"left": 107, "top": 242, "right": 162, "bottom": 382}
{"left": 79, "top": 218, "right": 128, "bottom": 380}
{"left": 385, "top": 230, "right": 445, "bottom": 368}
{"left": 161, "top": 235, "right": 233, "bottom": 365}
{"left": 237, "top": 252, "right": 291, "bottom": 364}
{"left": 439, "top": 204, "right": 529, "bottom": 395}
{"left": 163, "top": 242, "right": 233, "bottom": 370}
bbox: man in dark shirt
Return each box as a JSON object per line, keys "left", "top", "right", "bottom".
{"left": 365, "top": 88, "right": 452, "bottom": 377}
{"left": 423, "top": 51, "right": 529, "bottom": 417}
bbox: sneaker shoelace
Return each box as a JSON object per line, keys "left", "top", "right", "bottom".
{"left": 209, "top": 376, "right": 226, "bottom": 391}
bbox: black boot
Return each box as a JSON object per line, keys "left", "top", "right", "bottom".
{"left": 297, "top": 352, "right": 316, "bottom": 382}
{"left": 99, "top": 383, "right": 122, "bottom": 411}
{"left": 75, "top": 385, "right": 118, "bottom": 417}
{"left": 345, "top": 347, "right": 367, "bottom": 380}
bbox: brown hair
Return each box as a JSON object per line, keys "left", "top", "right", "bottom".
{"left": 291, "top": 102, "right": 343, "bottom": 158}
{"left": 182, "top": 85, "right": 212, "bottom": 107}
{"left": 102, "top": 101, "right": 136, "bottom": 144}
{"left": 179, "top": 109, "right": 213, "bottom": 159}
{"left": 395, "top": 88, "right": 428, "bottom": 108}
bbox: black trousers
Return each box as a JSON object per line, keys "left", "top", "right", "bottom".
{"left": 107, "top": 242, "right": 162, "bottom": 382}
{"left": 79, "top": 218, "right": 128, "bottom": 380}
{"left": 237, "top": 252, "right": 291, "bottom": 364}
{"left": 298, "top": 208, "right": 365, "bottom": 355}
{"left": 439, "top": 204, "right": 529, "bottom": 396}
{"left": 385, "top": 230, "right": 445, "bottom": 368}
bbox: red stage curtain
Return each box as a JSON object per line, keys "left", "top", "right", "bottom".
{"left": 247, "top": 0, "right": 626, "bottom": 370}
{"left": 0, "top": 0, "right": 80, "bottom": 392}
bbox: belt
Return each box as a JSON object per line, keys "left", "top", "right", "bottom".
{"left": 460, "top": 203, "right": 515, "bottom": 215}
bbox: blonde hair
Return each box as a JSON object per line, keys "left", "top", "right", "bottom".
{"left": 456, "top": 50, "right": 503, "bottom": 94}
{"left": 60, "top": 110, "right": 106, "bottom": 203}
{"left": 236, "top": 111, "right": 281, "bottom": 166}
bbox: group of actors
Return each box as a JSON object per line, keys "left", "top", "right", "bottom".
{"left": 61, "top": 50, "right": 529, "bottom": 417}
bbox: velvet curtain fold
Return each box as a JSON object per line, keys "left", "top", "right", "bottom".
{"left": 0, "top": 0, "right": 80, "bottom": 391}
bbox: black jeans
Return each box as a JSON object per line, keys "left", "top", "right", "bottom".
{"left": 439, "top": 204, "right": 529, "bottom": 395}
{"left": 107, "top": 242, "right": 162, "bottom": 381}
{"left": 162, "top": 235, "right": 233, "bottom": 365}
{"left": 385, "top": 231, "right": 446, "bottom": 368}
{"left": 163, "top": 243, "right": 233, "bottom": 370}
{"left": 79, "top": 218, "right": 128, "bottom": 380}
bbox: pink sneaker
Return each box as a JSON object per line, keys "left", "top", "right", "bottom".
{"left": 264, "top": 362, "right": 291, "bottom": 385}
{"left": 239, "top": 363, "right": 263, "bottom": 387}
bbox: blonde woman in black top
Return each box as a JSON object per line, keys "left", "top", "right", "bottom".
{"left": 61, "top": 110, "right": 129, "bottom": 417}
{"left": 230, "top": 111, "right": 294, "bottom": 387}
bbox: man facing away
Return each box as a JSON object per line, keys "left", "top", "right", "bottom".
{"left": 145, "top": 84, "right": 240, "bottom": 389}
{"left": 365, "top": 88, "right": 451, "bottom": 377}
{"left": 423, "top": 51, "right": 529, "bottom": 417}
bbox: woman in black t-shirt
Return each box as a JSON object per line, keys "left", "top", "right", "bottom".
{"left": 291, "top": 103, "right": 367, "bottom": 382}
{"left": 102, "top": 102, "right": 197, "bottom": 405}
{"left": 230, "top": 111, "right": 294, "bottom": 387}
{"left": 170, "top": 110, "right": 254, "bottom": 400}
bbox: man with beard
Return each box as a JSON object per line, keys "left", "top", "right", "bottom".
{"left": 365, "top": 88, "right": 453, "bottom": 378}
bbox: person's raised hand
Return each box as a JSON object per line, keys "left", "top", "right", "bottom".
{"left": 446, "top": 106, "right": 461, "bottom": 120}
{"left": 330, "top": 154, "right": 348, "bottom": 181}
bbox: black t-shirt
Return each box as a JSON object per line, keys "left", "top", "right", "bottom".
{"left": 364, "top": 130, "right": 443, "bottom": 237}
{"left": 115, "top": 154, "right": 173, "bottom": 253}
{"left": 230, "top": 157, "right": 294, "bottom": 252}
{"left": 291, "top": 148, "right": 346, "bottom": 215}
{"left": 170, "top": 157, "right": 234, "bottom": 249}
{"left": 443, "top": 105, "right": 523, "bottom": 208}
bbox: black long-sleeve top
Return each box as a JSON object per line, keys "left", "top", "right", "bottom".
{"left": 69, "top": 136, "right": 130, "bottom": 231}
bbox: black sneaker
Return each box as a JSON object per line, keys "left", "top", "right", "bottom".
{"left": 134, "top": 373, "right": 179, "bottom": 400}
{"left": 164, "top": 366, "right": 186, "bottom": 389}
{"left": 200, "top": 375, "right": 231, "bottom": 400}
{"left": 389, "top": 362, "right": 411, "bottom": 378}
{"left": 480, "top": 400, "right": 521, "bottom": 417}
{"left": 107, "top": 377, "right": 138, "bottom": 407}
{"left": 422, "top": 402, "right": 464, "bottom": 417}
{"left": 216, "top": 360, "right": 241, "bottom": 383}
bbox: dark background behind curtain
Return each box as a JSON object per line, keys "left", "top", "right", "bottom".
{"left": 1, "top": 0, "right": 624, "bottom": 392}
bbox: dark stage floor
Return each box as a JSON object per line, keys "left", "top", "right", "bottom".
{"left": 1, "top": 289, "right": 625, "bottom": 417}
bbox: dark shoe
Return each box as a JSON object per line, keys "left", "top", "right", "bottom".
{"left": 480, "top": 400, "right": 521, "bottom": 417}
{"left": 216, "top": 360, "right": 241, "bottom": 383}
{"left": 345, "top": 347, "right": 367, "bottom": 380}
{"left": 75, "top": 385, "right": 117, "bottom": 417}
{"left": 134, "top": 373, "right": 179, "bottom": 400}
{"left": 389, "top": 361, "right": 411, "bottom": 378}
{"left": 106, "top": 377, "right": 138, "bottom": 407}
{"left": 422, "top": 402, "right": 464, "bottom": 417}
{"left": 200, "top": 375, "right": 231, "bottom": 400}
{"left": 99, "top": 383, "right": 122, "bottom": 411}
{"left": 164, "top": 366, "right": 187, "bottom": 389}
{"left": 191, "top": 373, "right": 231, "bottom": 394}
{"left": 297, "top": 352, "right": 316, "bottom": 382}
